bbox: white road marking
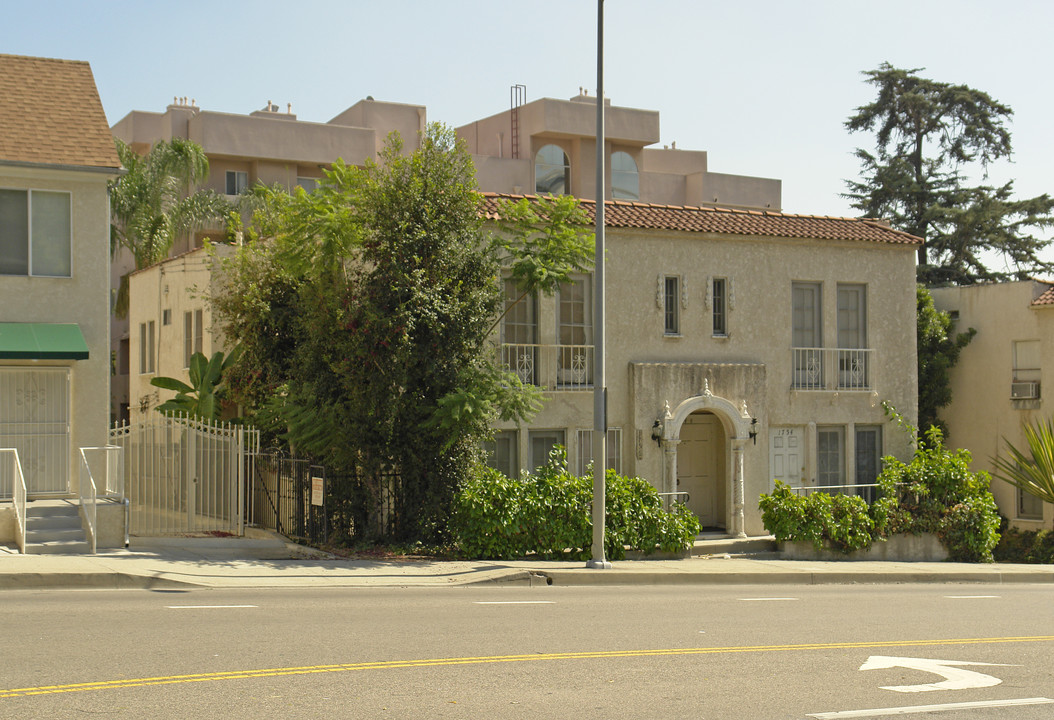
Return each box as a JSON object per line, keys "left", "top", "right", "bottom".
{"left": 166, "top": 605, "right": 258, "bottom": 609}
{"left": 473, "top": 601, "right": 555, "bottom": 605}
{"left": 860, "top": 655, "right": 1010, "bottom": 692}
{"left": 808, "top": 697, "right": 1054, "bottom": 718}
{"left": 739, "top": 597, "right": 799, "bottom": 601}
{"left": 944, "top": 595, "right": 1000, "bottom": 599}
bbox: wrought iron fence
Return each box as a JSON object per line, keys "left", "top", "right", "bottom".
{"left": 248, "top": 454, "right": 329, "bottom": 546}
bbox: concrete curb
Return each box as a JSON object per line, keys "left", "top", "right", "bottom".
{"left": 0, "top": 572, "right": 200, "bottom": 591}
{"left": 476, "top": 568, "right": 1054, "bottom": 587}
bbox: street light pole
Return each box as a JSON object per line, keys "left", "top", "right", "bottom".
{"left": 587, "top": 0, "right": 611, "bottom": 570}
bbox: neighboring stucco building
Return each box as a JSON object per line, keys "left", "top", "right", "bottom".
{"left": 110, "top": 97, "right": 426, "bottom": 422}
{"left": 0, "top": 54, "right": 121, "bottom": 499}
{"left": 931, "top": 281, "right": 1054, "bottom": 530}
{"left": 457, "top": 89, "right": 781, "bottom": 211}
{"left": 484, "top": 194, "right": 919, "bottom": 536}
{"left": 126, "top": 246, "right": 234, "bottom": 421}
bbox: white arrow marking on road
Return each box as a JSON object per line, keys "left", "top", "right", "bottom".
{"left": 808, "top": 697, "right": 1054, "bottom": 718}
{"left": 860, "top": 655, "right": 1012, "bottom": 693}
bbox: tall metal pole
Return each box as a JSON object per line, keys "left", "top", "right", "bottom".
{"left": 587, "top": 0, "right": 611, "bottom": 569}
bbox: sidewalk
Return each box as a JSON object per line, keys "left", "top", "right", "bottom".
{"left": 1, "top": 531, "right": 1052, "bottom": 591}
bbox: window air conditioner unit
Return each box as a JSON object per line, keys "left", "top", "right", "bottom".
{"left": 1011, "top": 381, "right": 1040, "bottom": 399}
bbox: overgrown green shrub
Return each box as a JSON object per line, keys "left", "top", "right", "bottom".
{"left": 759, "top": 482, "right": 873, "bottom": 554}
{"left": 452, "top": 450, "right": 700, "bottom": 560}
{"left": 993, "top": 527, "right": 1054, "bottom": 564}
{"left": 878, "top": 426, "right": 1000, "bottom": 562}
{"left": 759, "top": 425, "right": 1001, "bottom": 562}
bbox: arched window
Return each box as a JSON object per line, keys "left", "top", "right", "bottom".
{"left": 535, "top": 144, "right": 570, "bottom": 195}
{"left": 611, "top": 151, "right": 639, "bottom": 200}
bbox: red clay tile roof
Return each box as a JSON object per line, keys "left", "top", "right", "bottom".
{"left": 480, "top": 193, "right": 922, "bottom": 246}
{"left": 1033, "top": 286, "right": 1054, "bottom": 307}
{"left": 0, "top": 54, "right": 120, "bottom": 169}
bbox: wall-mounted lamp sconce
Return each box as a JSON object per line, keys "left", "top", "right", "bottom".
{"left": 748, "top": 417, "right": 758, "bottom": 445}
{"left": 651, "top": 420, "right": 663, "bottom": 446}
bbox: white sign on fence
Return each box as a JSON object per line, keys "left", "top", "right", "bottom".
{"left": 311, "top": 476, "right": 324, "bottom": 507}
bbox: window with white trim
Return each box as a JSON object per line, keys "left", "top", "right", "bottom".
{"left": 483, "top": 430, "right": 518, "bottom": 479}
{"left": 1019, "top": 485, "right": 1044, "bottom": 520}
{"left": 225, "top": 171, "right": 248, "bottom": 195}
{"left": 557, "top": 275, "right": 593, "bottom": 386}
{"left": 576, "top": 428, "right": 622, "bottom": 476}
{"left": 817, "top": 426, "right": 844, "bottom": 487}
{"left": 0, "top": 189, "right": 72, "bottom": 277}
{"left": 529, "top": 429, "right": 565, "bottom": 472}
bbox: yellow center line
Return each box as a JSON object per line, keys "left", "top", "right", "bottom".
{"left": 3, "top": 635, "right": 1052, "bottom": 699}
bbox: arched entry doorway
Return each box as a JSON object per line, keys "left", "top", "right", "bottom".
{"left": 677, "top": 412, "right": 726, "bottom": 529}
{"left": 661, "top": 389, "right": 753, "bottom": 537}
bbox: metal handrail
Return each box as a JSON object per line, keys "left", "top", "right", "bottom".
{"left": 2, "top": 449, "right": 28, "bottom": 554}
{"left": 791, "top": 483, "right": 879, "bottom": 496}
{"left": 78, "top": 448, "right": 98, "bottom": 554}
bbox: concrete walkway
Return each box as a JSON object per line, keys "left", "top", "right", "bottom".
{"left": 1, "top": 531, "right": 1052, "bottom": 591}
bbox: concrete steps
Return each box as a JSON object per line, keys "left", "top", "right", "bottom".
{"left": 692, "top": 533, "right": 778, "bottom": 558}
{"left": 24, "top": 500, "right": 90, "bottom": 554}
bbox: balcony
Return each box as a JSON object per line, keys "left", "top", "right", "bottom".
{"left": 791, "top": 347, "right": 873, "bottom": 391}
{"left": 500, "top": 343, "right": 594, "bottom": 392}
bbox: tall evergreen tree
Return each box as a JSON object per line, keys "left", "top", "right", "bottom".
{"left": 844, "top": 63, "right": 1054, "bottom": 285}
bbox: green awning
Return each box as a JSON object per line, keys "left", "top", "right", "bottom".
{"left": 0, "top": 323, "right": 89, "bottom": 360}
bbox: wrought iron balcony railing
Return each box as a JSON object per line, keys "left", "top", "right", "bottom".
{"left": 500, "top": 343, "right": 594, "bottom": 391}
{"left": 791, "top": 347, "right": 873, "bottom": 391}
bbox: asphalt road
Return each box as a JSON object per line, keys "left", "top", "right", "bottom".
{"left": 1, "top": 583, "right": 1052, "bottom": 719}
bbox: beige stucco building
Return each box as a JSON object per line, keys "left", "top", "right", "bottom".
{"left": 0, "top": 54, "right": 121, "bottom": 525}
{"left": 483, "top": 195, "right": 919, "bottom": 536}
{"left": 931, "top": 281, "right": 1054, "bottom": 530}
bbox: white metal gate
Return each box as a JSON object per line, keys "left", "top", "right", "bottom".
{"left": 109, "top": 415, "right": 259, "bottom": 535}
{"left": 0, "top": 368, "right": 70, "bottom": 497}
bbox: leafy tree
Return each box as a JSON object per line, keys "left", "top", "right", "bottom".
{"left": 844, "top": 63, "right": 1054, "bottom": 285}
{"left": 149, "top": 348, "right": 242, "bottom": 421}
{"left": 917, "top": 286, "right": 975, "bottom": 433}
{"left": 992, "top": 418, "right": 1054, "bottom": 506}
{"left": 110, "top": 137, "right": 231, "bottom": 317}
{"left": 213, "top": 125, "right": 593, "bottom": 542}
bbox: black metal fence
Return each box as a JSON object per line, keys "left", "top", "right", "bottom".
{"left": 248, "top": 454, "right": 329, "bottom": 546}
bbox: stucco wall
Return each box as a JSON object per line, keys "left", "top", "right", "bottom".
{"left": 932, "top": 282, "right": 1054, "bottom": 529}
{"left": 0, "top": 165, "right": 114, "bottom": 494}
{"left": 127, "top": 246, "right": 232, "bottom": 422}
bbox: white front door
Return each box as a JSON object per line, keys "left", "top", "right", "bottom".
{"left": 770, "top": 426, "right": 803, "bottom": 489}
{"left": 678, "top": 414, "right": 723, "bottom": 528}
{"left": 0, "top": 368, "right": 70, "bottom": 495}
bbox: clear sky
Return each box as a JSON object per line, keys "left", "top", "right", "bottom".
{"left": 4, "top": 0, "right": 1051, "bottom": 266}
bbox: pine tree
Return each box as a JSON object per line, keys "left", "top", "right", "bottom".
{"left": 844, "top": 63, "right": 1054, "bottom": 285}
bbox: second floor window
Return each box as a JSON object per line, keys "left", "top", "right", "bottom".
{"left": 558, "top": 276, "right": 593, "bottom": 386}
{"left": 664, "top": 276, "right": 680, "bottom": 335}
{"left": 0, "top": 189, "right": 71, "bottom": 277}
{"left": 712, "top": 277, "right": 727, "bottom": 336}
{"left": 501, "top": 278, "right": 537, "bottom": 385}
